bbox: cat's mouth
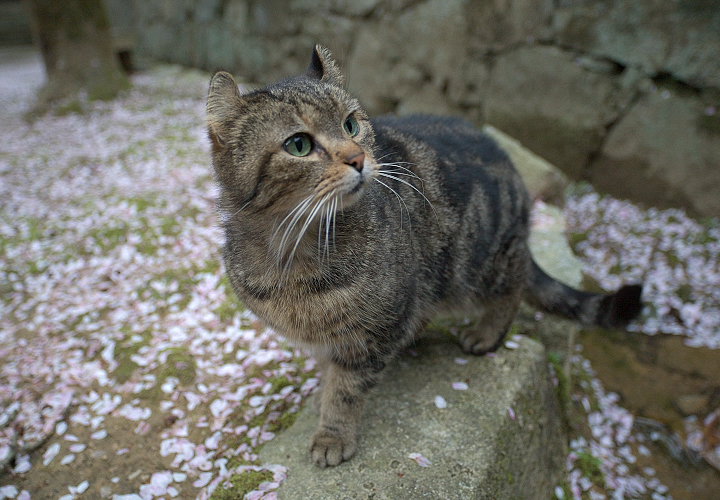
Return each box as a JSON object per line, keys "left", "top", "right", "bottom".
{"left": 349, "top": 177, "right": 364, "bottom": 195}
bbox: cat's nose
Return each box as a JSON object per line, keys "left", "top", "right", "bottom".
{"left": 344, "top": 152, "right": 365, "bottom": 172}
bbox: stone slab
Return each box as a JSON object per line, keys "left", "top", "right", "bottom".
{"left": 259, "top": 333, "right": 564, "bottom": 500}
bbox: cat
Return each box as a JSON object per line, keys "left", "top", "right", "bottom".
{"left": 205, "top": 45, "right": 642, "bottom": 467}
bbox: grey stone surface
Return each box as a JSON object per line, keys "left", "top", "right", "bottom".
{"left": 345, "top": 0, "right": 469, "bottom": 116}
{"left": 119, "top": 0, "right": 720, "bottom": 216}
{"left": 483, "top": 125, "right": 569, "bottom": 206}
{"left": 554, "top": 0, "right": 720, "bottom": 89}
{"left": 259, "top": 334, "right": 564, "bottom": 500}
{"left": 591, "top": 86, "right": 720, "bottom": 216}
{"left": 484, "top": 45, "right": 626, "bottom": 178}
{"left": 0, "top": 1, "right": 33, "bottom": 45}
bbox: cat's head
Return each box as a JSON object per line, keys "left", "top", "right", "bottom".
{"left": 206, "top": 45, "right": 377, "bottom": 222}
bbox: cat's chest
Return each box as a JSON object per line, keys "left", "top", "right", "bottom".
{"left": 235, "top": 268, "right": 368, "bottom": 344}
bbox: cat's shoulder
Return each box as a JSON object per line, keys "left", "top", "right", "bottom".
{"left": 370, "top": 114, "right": 509, "bottom": 165}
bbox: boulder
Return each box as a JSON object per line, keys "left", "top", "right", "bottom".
{"left": 554, "top": 0, "right": 720, "bottom": 89}
{"left": 345, "top": 0, "right": 469, "bottom": 115}
{"left": 483, "top": 125, "right": 570, "bottom": 206}
{"left": 259, "top": 334, "right": 565, "bottom": 500}
{"left": 484, "top": 45, "right": 627, "bottom": 178}
{"left": 591, "top": 86, "right": 720, "bottom": 216}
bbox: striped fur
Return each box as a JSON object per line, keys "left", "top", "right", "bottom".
{"left": 206, "top": 45, "right": 643, "bottom": 467}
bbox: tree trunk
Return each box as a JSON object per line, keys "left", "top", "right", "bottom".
{"left": 25, "top": 0, "right": 129, "bottom": 104}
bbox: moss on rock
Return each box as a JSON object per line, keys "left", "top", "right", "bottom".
{"left": 210, "top": 469, "right": 274, "bottom": 500}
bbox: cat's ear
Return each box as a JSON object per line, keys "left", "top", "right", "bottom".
{"left": 207, "top": 71, "right": 243, "bottom": 148}
{"left": 306, "top": 44, "right": 345, "bottom": 87}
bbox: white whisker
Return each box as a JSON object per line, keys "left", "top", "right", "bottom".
{"left": 284, "top": 194, "right": 332, "bottom": 273}
{"left": 276, "top": 195, "right": 315, "bottom": 264}
{"left": 377, "top": 171, "right": 438, "bottom": 222}
{"left": 324, "top": 199, "right": 332, "bottom": 260}
{"left": 332, "top": 196, "right": 338, "bottom": 250}
{"left": 377, "top": 168, "right": 425, "bottom": 187}
{"left": 373, "top": 177, "right": 411, "bottom": 232}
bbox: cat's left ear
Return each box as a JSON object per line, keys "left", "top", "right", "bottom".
{"left": 306, "top": 44, "right": 345, "bottom": 87}
{"left": 207, "top": 71, "right": 243, "bottom": 149}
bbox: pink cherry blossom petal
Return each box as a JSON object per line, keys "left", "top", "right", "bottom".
{"left": 408, "top": 452, "right": 432, "bottom": 467}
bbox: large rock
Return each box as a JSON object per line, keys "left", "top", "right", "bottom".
{"left": 127, "top": 0, "right": 720, "bottom": 217}
{"left": 484, "top": 45, "right": 628, "bottom": 178}
{"left": 591, "top": 86, "right": 720, "bottom": 216}
{"left": 483, "top": 125, "right": 570, "bottom": 206}
{"left": 260, "top": 334, "right": 565, "bottom": 500}
{"left": 464, "top": 0, "right": 554, "bottom": 51}
{"left": 554, "top": 0, "right": 720, "bottom": 89}
{"left": 345, "top": 0, "right": 469, "bottom": 115}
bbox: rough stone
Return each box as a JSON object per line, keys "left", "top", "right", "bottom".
{"left": 259, "top": 334, "right": 564, "bottom": 500}
{"left": 120, "top": 0, "right": 720, "bottom": 217}
{"left": 464, "top": 0, "right": 554, "bottom": 52}
{"left": 483, "top": 125, "right": 569, "bottom": 206}
{"left": 484, "top": 45, "right": 625, "bottom": 178}
{"left": 0, "top": 1, "right": 33, "bottom": 45}
{"left": 591, "top": 86, "right": 720, "bottom": 216}
{"left": 675, "top": 394, "right": 710, "bottom": 417}
{"left": 554, "top": 0, "right": 720, "bottom": 88}
{"left": 345, "top": 0, "right": 469, "bottom": 116}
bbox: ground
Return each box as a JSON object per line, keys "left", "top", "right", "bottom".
{"left": 1, "top": 47, "right": 719, "bottom": 499}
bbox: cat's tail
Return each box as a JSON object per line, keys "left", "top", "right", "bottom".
{"left": 525, "top": 259, "right": 643, "bottom": 329}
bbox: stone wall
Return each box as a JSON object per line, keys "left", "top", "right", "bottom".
{"left": 130, "top": 0, "right": 720, "bottom": 216}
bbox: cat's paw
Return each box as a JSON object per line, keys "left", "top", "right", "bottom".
{"left": 310, "top": 429, "right": 356, "bottom": 467}
{"left": 459, "top": 328, "right": 505, "bottom": 355}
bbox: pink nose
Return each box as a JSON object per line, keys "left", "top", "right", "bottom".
{"left": 345, "top": 152, "right": 365, "bottom": 172}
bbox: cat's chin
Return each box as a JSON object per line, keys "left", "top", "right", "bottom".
{"left": 338, "top": 175, "right": 369, "bottom": 209}
{"left": 337, "top": 187, "right": 365, "bottom": 210}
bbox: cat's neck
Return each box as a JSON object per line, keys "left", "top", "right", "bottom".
{"left": 224, "top": 203, "right": 366, "bottom": 279}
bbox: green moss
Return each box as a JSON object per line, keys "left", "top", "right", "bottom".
{"left": 677, "top": 284, "right": 694, "bottom": 302}
{"left": 158, "top": 347, "right": 196, "bottom": 386}
{"left": 665, "top": 252, "right": 682, "bottom": 267}
{"left": 90, "top": 224, "right": 130, "bottom": 251}
{"left": 22, "top": 217, "right": 45, "bottom": 241}
{"left": 113, "top": 329, "right": 152, "bottom": 383}
{"left": 214, "top": 297, "right": 242, "bottom": 323}
{"left": 214, "top": 275, "right": 245, "bottom": 322}
{"left": 425, "top": 317, "right": 461, "bottom": 342}
{"left": 160, "top": 216, "right": 181, "bottom": 237}
{"left": 55, "top": 100, "right": 85, "bottom": 116}
{"left": 548, "top": 351, "right": 571, "bottom": 415}
{"left": 127, "top": 196, "right": 157, "bottom": 212}
{"left": 575, "top": 450, "right": 605, "bottom": 485}
{"left": 507, "top": 323, "right": 522, "bottom": 337}
{"left": 268, "top": 375, "right": 293, "bottom": 394}
{"left": 554, "top": 482, "right": 572, "bottom": 500}
{"left": 136, "top": 239, "right": 159, "bottom": 256}
{"left": 267, "top": 409, "right": 299, "bottom": 434}
{"left": 225, "top": 453, "right": 257, "bottom": 473}
{"left": 608, "top": 263, "right": 623, "bottom": 275}
{"left": 87, "top": 75, "right": 131, "bottom": 102}
{"left": 567, "top": 232, "right": 588, "bottom": 252}
{"left": 210, "top": 469, "right": 274, "bottom": 500}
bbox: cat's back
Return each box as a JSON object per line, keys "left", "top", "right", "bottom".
{"left": 371, "top": 114, "right": 508, "bottom": 168}
{"left": 370, "top": 114, "right": 527, "bottom": 210}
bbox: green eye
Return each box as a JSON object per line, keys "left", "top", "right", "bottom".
{"left": 343, "top": 115, "right": 360, "bottom": 137}
{"left": 283, "top": 133, "right": 313, "bottom": 157}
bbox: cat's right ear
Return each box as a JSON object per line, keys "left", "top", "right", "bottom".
{"left": 207, "top": 71, "right": 243, "bottom": 149}
{"left": 306, "top": 44, "right": 345, "bottom": 87}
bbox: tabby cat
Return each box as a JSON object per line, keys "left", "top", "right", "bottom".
{"left": 206, "top": 45, "right": 642, "bottom": 467}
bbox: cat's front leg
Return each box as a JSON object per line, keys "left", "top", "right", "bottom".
{"left": 310, "top": 358, "right": 382, "bottom": 467}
